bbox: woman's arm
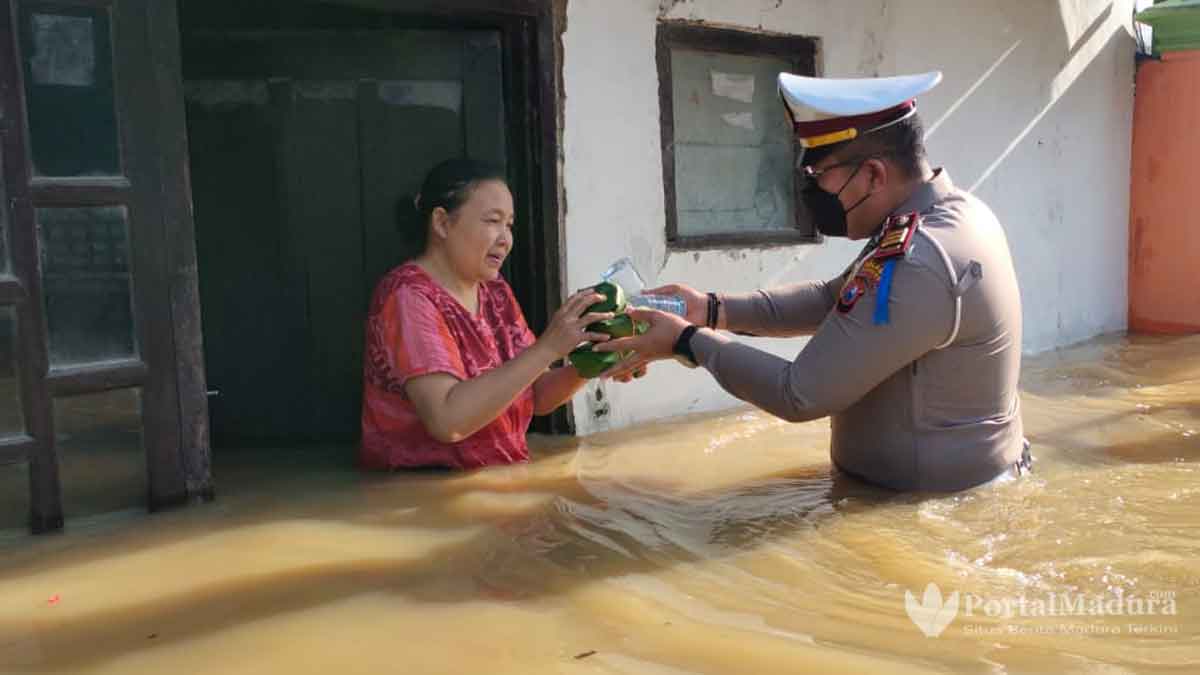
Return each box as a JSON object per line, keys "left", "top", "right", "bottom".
{"left": 531, "top": 365, "right": 587, "bottom": 415}
{"left": 404, "top": 288, "right": 611, "bottom": 442}
{"left": 405, "top": 341, "right": 560, "bottom": 443}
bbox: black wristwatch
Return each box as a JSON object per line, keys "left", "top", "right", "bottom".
{"left": 672, "top": 324, "right": 700, "bottom": 367}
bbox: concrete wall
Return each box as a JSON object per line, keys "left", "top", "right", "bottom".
{"left": 559, "top": 0, "right": 1136, "bottom": 434}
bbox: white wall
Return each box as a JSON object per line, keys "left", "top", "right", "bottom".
{"left": 560, "top": 0, "right": 1135, "bottom": 434}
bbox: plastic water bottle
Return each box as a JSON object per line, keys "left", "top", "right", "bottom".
{"left": 628, "top": 293, "right": 687, "bottom": 316}
{"left": 600, "top": 257, "right": 688, "bottom": 317}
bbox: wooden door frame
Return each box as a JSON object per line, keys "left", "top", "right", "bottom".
{"left": 0, "top": 0, "right": 58, "bottom": 533}
{"left": 149, "top": 0, "right": 213, "bottom": 505}
{"left": 178, "top": 0, "right": 571, "bottom": 437}
{"left": 0, "top": 0, "right": 568, "bottom": 534}
{"left": 0, "top": 0, "right": 213, "bottom": 534}
{"left": 341, "top": 0, "right": 571, "bottom": 433}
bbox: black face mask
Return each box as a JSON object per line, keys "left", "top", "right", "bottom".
{"left": 800, "top": 161, "right": 874, "bottom": 238}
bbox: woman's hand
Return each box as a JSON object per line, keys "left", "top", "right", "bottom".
{"left": 594, "top": 307, "right": 690, "bottom": 380}
{"left": 642, "top": 283, "right": 708, "bottom": 326}
{"left": 536, "top": 288, "right": 615, "bottom": 358}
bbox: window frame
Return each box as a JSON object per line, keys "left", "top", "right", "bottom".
{"left": 656, "top": 21, "right": 819, "bottom": 250}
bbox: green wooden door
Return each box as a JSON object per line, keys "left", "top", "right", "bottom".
{"left": 183, "top": 26, "right": 507, "bottom": 444}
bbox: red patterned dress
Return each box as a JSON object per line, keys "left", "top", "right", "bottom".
{"left": 360, "top": 262, "right": 537, "bottom": 470}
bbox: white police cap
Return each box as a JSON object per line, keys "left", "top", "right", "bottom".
{"left": 777, "top": 71, "right": 942, "bottom": 149}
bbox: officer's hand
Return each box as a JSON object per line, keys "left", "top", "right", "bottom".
{"left": 607, "top": 358, "right": 649, "bottom": 383}
{"left": 594, "top": 308, "right": 689, "bottom": 370}
{"left": 642, "top": 283, "right": 708, "bottom": 327}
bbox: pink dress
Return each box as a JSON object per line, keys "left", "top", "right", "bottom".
{"left": 360, "top": 262, "right": 537, "bottom": 470}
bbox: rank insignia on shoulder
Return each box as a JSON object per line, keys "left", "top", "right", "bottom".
{"left": 874, "top": 212, "right": 920, "bottom": 259}
{"left": 835, "top": 213, "right": 918, "bottom": 316}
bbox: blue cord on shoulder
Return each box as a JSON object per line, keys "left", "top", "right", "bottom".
{"left": 873, "top": 258, "right": 897, "bottom": 325}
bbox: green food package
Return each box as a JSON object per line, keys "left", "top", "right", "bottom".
{"left": 586, "top": 314, "right": 649, "bottom": 339}
{"left": 568, "top": 343, "right": 623, "bottom": 379}
{"left": 587, "top": 281, "right": 627, "bottom": 314}
{"left": 568, "top": 321, "right": 646, "bottom": 378}
{"left": 570, "top": 280, "right": 647, "bottom": 378}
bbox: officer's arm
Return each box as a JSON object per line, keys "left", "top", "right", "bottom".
{"left": 718, "top": 272, "right": 846, "bottom": 337}
{"left": 689, "top": 260, "right": 952, "bottom": 422}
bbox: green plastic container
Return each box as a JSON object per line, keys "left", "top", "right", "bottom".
{"left": 568, "top": 298, "right": 647, "bottom": 378}
{"left": 1137, "top": 0, "right": 1200, "bottom": 54}
{"left": 586, "top": 314, "right": 648, "bottom": 339}
{"left": 568, "top": 344, "right": 624, "bottom": 379}
{"left": 587, "top": 281, "right": 627, "bottom": 314}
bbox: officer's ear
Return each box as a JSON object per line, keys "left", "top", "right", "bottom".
{"left": 864, "top": 157, "right": 889, "bottom": 192}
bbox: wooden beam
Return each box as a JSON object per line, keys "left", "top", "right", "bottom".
{"left": 0, "top": 277, "right": 25, "bottom": 304}
{"left": 657, "top": 21, "right": 819, "bottom": 60}
{"left": 669, "top": 231, "right": 821, "bottom": 251}
{"left": 536, "top": 0, "right": 572, "bottom": 434}
{"left": 27, "top": 0, "right": 110, "bottom": 8}
{"left": 31, "top": 176, "right": 132, "bottom": 192}
{"left": 0, "top": 434, "right": 33, "bottom": 466}
{"left": 30, "top": 181, "right": 131, "bottom": 206}
{"left": 0, "top": 0, "right": 62, "bottom": 534}
{"left": 46, "top": 359, "right": 148, "bottom": 396}
{"left": 344, "top": 0, "right": 541, "bottom": 18}
{"left": 148, "top": 0, "right": 213, "bottom": 503}
{"left": 116, "top": 0, "right": 188, "bottom": 512}
{"left": 656, "top": 22, "right": 679, "bottom": 245}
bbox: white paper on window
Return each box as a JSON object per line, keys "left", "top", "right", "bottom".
{"left": 30, "top": 14, "right": 95, "bottom": 87}
{"left": 377, "top": 80, "right": 463, "bottom": 114}
{"left": 721, "top": 112, "right": 755, "bottom": 130}
{"left": 710, "top": 71, "right": 755, "bottom": 103}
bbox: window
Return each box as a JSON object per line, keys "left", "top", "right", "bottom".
{"left": 0, "top": 153, "right": 9, "bottom": 276}
{"left": 0, "top": 307, "right": 22, "bottom": 437}
{"left": 656, "top": 22, "right": 817, "bottom": 249}
{"left": 36, "top": 206, "right": 138, "bottom": 367}
{"left": 20, "top": 6, "right": 121, "bottom": 177}
{"left": 54, "top": 388, "right": 144, "bottom": 519}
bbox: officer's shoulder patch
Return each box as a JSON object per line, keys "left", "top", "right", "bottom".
{"left": 835, "top": 213, "right": 920, "bottom": 315}
{"left": 836, "top": 275, "right": 868, "bottom": 314}
{"left": 872, "top": 212, "right": 919, "bottom": 260}
{"left": 837, "top": 256, "right": 889, "bottom": 313}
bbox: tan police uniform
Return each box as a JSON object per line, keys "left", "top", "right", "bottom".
{"left": 681, "top": 71, "right": 1027, "bottom": 491}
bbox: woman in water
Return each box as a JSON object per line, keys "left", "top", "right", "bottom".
{"left": 360, "top": 159, "right": 613, "bottom": 470}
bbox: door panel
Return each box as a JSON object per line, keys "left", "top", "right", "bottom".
{"left": 1, "top": 0, "right": 206, "bottom": 531}
{"left": 359, "top": 79, "right": 467, "bottom": 284}
{"left": 279, "top": 86, "right": 363, "bottom": 437}
{"left": 185, "top": 84, "right": 299, "bottom": 438}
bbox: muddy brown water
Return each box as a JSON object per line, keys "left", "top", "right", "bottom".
{"left": 1, "top": 334, "right": 1198, "bottom": 673}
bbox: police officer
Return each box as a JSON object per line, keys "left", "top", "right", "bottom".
{"left": 599, "top": 71, "right": 1029, "bottom": 491}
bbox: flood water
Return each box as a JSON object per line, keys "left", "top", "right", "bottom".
{"left": 1, "top": 334, "right": 1198, "bottom": 674}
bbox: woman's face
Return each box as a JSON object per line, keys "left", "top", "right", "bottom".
{"left": 435, "top": 180, "right": 515, "bottom": 283}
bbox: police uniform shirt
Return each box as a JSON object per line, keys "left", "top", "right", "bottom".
{"left": 689, "top": 169, "right": 1025, "bottom": 491}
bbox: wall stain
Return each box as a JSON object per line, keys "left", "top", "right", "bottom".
{"left": 658, "top": 0, "right": 691, "bottom": 17}
{"left": 856, "top": 1, "right": 889, "bottom": 76}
